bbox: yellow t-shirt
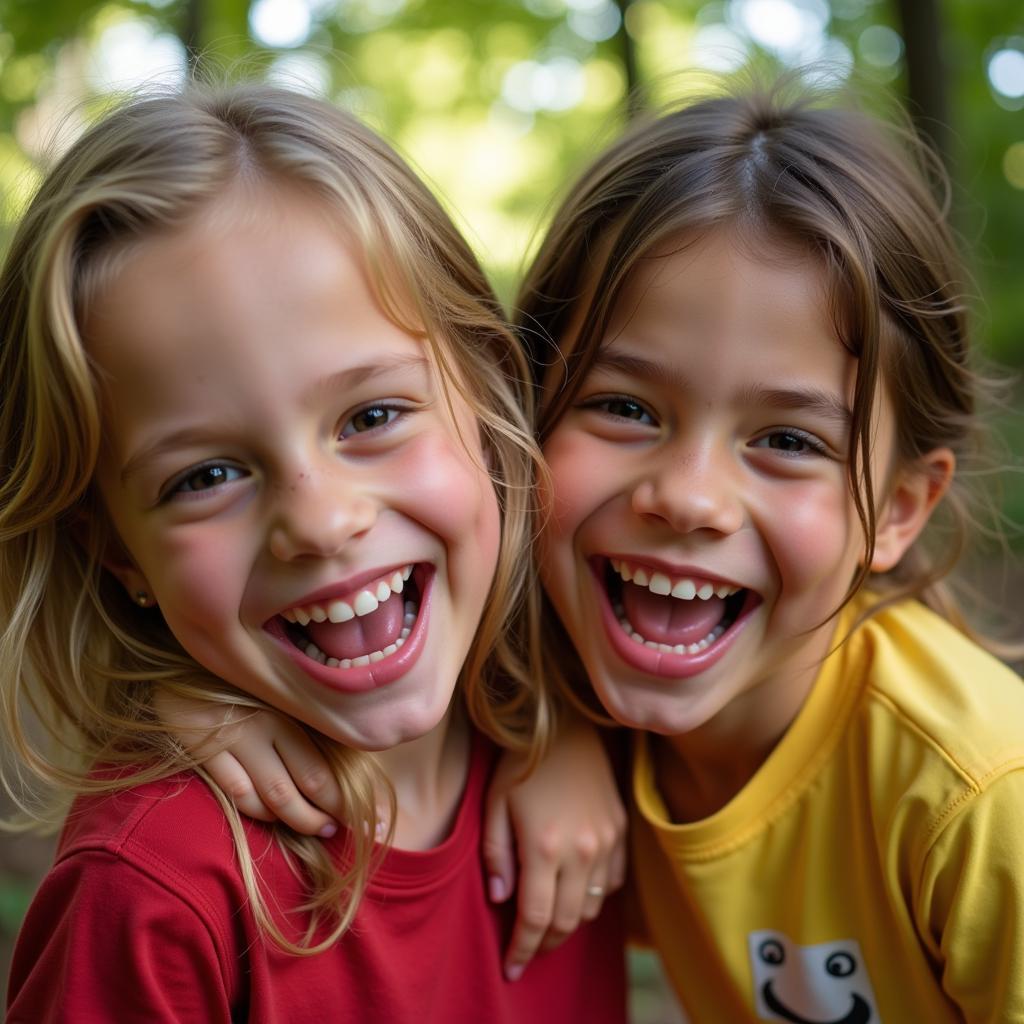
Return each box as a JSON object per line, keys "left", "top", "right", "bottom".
{"left": 632, "top": 596, "right": 1024, "bottom": 1023}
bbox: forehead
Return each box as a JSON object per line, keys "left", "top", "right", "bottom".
{"left": 81, "top": 189, "right": 435, "bottom": 441}
{"left": 615, "top": 226, "right": 830, "bottom": 325}
{"left": 593, "top": 228, "right": 839, "bottom": 382}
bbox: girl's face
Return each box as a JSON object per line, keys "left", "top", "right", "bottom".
{"left": 88, "top": 186, "right": 500, "bottom": 752}
{"left": 540, "top": 229, "right": 927, "bottom": 744}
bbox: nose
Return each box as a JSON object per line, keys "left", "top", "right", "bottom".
{"left": 630, "top": 442, "right": 744, "bottom": 536}
{"left": 268, "top": 466, "right": 377, "bottom": 562}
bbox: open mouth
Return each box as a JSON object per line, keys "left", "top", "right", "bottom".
{"left": 277, "top": 564, "right": 425, "bottom": 669}
{"left": 601, "top": 557, "right": 758, "bottom": 660}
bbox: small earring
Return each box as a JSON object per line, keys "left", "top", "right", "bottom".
{"left": 135, "top": 590, "right": 151, "bottom": 607}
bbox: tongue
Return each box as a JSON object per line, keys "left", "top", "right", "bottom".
{"left": 305, "top": 591, "right": 405, "bottom": 660}
{"left": 622, "top": 582, "right": 724, "bottom": 645}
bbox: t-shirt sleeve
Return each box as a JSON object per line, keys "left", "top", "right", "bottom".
{"left": 917, "top": 768, "right": 1024, "bottom": 1022}
{"left": 6, "top": 848, "right": 234, "bottom": 1024}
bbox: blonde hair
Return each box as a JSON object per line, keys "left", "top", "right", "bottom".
{"left": 0, "top": 83, "right": 548, "bottom": 952}
{"left": 516, "top": 78, "right": 1019, "bottom": 709}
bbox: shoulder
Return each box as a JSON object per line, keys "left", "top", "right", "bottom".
{"left": 60, "top": 770, "right": 236, "bottom": 871}
{"left": 53, "top": 770, "right": 284, "bottom": 940}
{"left": 853, "top": 599, "right": 1024, "bottom": 786}
{"left": 8, "top": 773, "right": 256, "bottom": 1020}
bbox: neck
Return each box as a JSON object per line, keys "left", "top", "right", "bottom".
{"left": 372, "top": 703, "right": 472, "bottom": 851}
{"left": 654, "top": 634, "right": 831, "bottom": 823}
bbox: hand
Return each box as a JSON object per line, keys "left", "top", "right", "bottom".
{"left": 154, "top": 689, "right": 341, "bottom": 837}
{"left": 482, "top": 719, "right": 627, "bottom": 980}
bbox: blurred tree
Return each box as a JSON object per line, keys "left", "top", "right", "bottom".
{"left": 0, "top": 0, "right": 1020, "bottom": 360}
{"left": 894, "top": 0, "right": 950, "bottom": 168}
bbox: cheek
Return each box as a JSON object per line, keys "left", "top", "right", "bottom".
{"left": 141, "top": 525, "right": 251, "bottom": 626}
{"left": 541, "top": 428, "right": 608, "bottom": 548}
{"left": 390, "top": 433, "right": 501, "bottom": 571}
{"left": 764, "top": 479, "right": 862, "bottom": 589}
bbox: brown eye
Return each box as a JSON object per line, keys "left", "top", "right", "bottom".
{"left": 173, "top": 463, "right": 246, "bottom": 494}
{"left": 768, "top": 433, "right": 807, "bottom": 452}
{"left": 606, "top": 398, "right": 647, "bottom": 420}
{"left": 752, "top": 430, "right": 826, "bottom": 456}
{"left": 586, "top": 395, "right": 655, "bottom": 424}
{"left": 340, "top": 404, "right": 402, "bottom": 438}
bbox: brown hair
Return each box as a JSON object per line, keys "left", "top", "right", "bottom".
{"left": 516, "top": 76, "right": 1015, "bottom": 689}
{"left": 0, "top": 83, "right": 547, "bottom": 952}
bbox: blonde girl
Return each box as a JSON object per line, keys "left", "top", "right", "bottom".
{"left": 0, "top": 83, "right": 626, "bottom": 1022}
{"left": 520, "top": 79, "right": 1024, "bottom": 1021}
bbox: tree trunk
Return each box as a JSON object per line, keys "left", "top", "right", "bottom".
{"left": 180, "top": 0, "right": 204, "bottom": 72}
{"left": 612, "top": 0, "right": 643, "bottom": 117}
{"left": 894, "top": 0, "right": 951, "bottom": 171}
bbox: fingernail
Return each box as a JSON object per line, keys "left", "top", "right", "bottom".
{"left": 318, "top": 822, "right": 338, "bottom": 838}
{"left": 488, "top": 875, "right": 507, "bottom": 902}
{"left": 505, "top": 963, "right": 524, "bottom": 982}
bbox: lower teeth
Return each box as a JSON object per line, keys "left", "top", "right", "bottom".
{"left": 301, "top": 599, "right": 416, "bottom": 668}
{"left": 614, "top": 602, "right": 725, "bottom": 655}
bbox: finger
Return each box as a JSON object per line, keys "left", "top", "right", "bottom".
{"left": 242, "top": 746, "right": 338, "bottom": 837}
{"left": 544, "top": 827, "right": 607, "bottom": 951}
{"left": 204, "top": 751, "right": 276, "bottom": 822}
{"left": 270, "top": 728, "right": 344, "bottom": 820}
{"left": 503, "top": 843, "right": 558, "bottom": 980}
{"left": 579, "top": 873, "right": 609, "bottom": 923}
{"left": 481, "top": 794, "right": 516, "bottom": 904}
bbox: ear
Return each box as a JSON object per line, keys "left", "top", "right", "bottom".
{"left": 870, "top": 447, "right": 955, "bottom": 573}
{"left": 101, "top": 537, "right": 155, "bottom": 608}
{"left": 69, "top": 503, "right": 156, "bottom": 608}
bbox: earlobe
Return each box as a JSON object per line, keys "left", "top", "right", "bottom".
{"left": 72, "top": 510, "right": 155, "bottom": 607}
{"left": 870, "top": 447, "right": 955, "bottom": 573}
{"left": 102, "top": 543, "right": 155, "bottom": 608}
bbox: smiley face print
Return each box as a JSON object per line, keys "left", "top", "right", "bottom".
{"left": 748, "top": 931, "right": 879, "bottom": 1024}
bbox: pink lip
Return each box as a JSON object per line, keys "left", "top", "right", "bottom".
{"left": 590, "top": 558, "right": 758, "bottom": 680}
{"left": 265, "top": 565, "right": 432, "bottom": 694}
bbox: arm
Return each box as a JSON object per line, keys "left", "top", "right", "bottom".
{"left": 154, "top": 689, "right": 342, "bottom": 837}
{"left": 920, "top": 769, "right": 1024, "bottom": 1020}
{"left": 483, "top": 716, "right": 628, "bottom": 980}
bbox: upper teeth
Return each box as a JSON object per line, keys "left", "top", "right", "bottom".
{"left": 282, "top": 565, "right": 414, "bottom": 626}
{"left": 610, "top": 559, "right": 739, "bottom": 601}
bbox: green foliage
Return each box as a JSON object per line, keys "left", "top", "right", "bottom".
{"left": 944, "top": 1, "right": 1024, "bottom": 365}
{"left": 0, "top": 874, "right": 33, "bottom": 935}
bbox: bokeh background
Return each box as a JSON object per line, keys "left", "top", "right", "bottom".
{"left": 1, "top": 1, "right": 1021, "bottom": 1018}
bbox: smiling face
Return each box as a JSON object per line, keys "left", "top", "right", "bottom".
{"left": 540, "top": 228, "right": 931, "bottom": 746}
{"left": 87, "top": 185, "right": 500, "bottom": 752}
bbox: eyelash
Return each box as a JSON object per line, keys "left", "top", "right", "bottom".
{"left": 338, "top": 402, "right": 407, "bottom": 438}
{"left": 164, "top": 462, "right": 248, "bottom": 500}
{"left": 581, "top": 394, "right": 656, "bottom": 425}
{"left": 750, "top": 429, "right": 829, "bottom": 457}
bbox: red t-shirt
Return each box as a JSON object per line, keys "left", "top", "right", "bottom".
{"left": 7, "top": 739, "right": 627, "bottom": 1023}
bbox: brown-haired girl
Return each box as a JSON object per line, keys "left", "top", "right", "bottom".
{"left": 0, "top": 83, "right": 626, "bottom": 1022}
{"left": 521, "top": 79, "right": 1023, "bottom": 1021}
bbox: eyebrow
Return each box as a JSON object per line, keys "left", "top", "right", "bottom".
{"left": 306, "top": 354, "right": 431, "bottom": 407}
{"left": 588, "top": 350, "right": 691, "bottom": 395}
{"left": 119, "top": 353, "right": 432, "bottom": 485}
{"left": 737, "top": 385, "right": 852, "bottom": 429}
{"left": 589, "top": 349, "right": 852, "bottom": 428}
